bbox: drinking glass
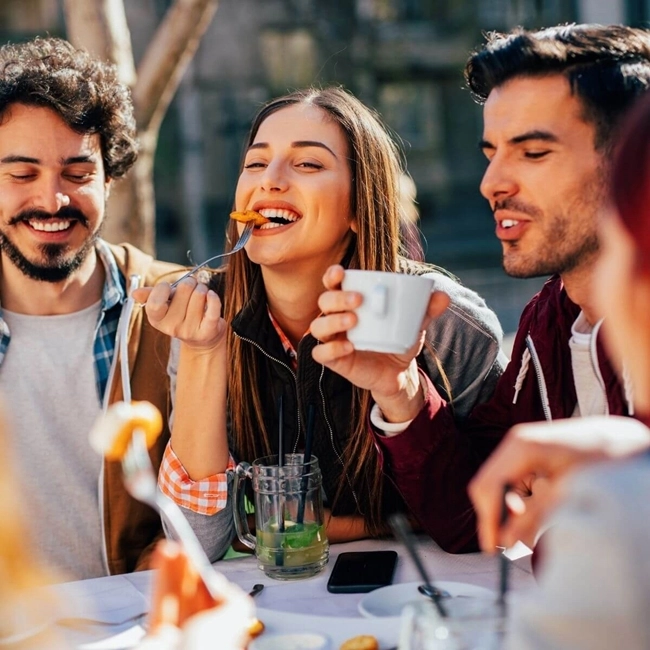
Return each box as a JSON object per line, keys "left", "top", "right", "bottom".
{"left": 232, "top": 454, "right": 329, "bottom": 580}
{"left": 398, "top": 597, "right": 506, "bottom": 650}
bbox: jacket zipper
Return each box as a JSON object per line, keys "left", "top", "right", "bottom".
{"left": 234, "top": 333, "right": 302, "bottom": 447}
{"left": 235, "top": 333, "right": 360, "bottom": 512}
{"left": 525, "top": 335, "right": 553, "bottom": 421}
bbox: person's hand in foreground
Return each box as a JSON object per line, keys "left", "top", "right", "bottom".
{"left": 469, "top": 416, "right": 650, "bottom": 552}
{"left": 310, "top": 264, "right": 450, "bottom": 423}
{"left": 137, "top": 541, "right": 253, "bottom": 650}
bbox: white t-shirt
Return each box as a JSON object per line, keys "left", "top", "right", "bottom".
{"left": 569, "top": 311, "right": 607, "bottom": 418}
{"left": 0, "top": 301, "right": 106, "bottom": 580}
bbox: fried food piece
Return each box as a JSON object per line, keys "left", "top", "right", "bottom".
{"left": 339, "top": 635, "right": 380, "bottom": 650}
{"left": 247, "top": 617, "right": 265, "bottom": 639}
{"left": 230, "top": 210, "right": 269, "bottom": 227}
{"left": 89, "top": 400, "right": 163, "bottom": 461}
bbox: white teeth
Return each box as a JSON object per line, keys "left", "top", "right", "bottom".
{"left": 258, "top": 221, "right": 286, "bottom": 230}
{"left": 501, "top": 219, "right": 519, "bottom": 228}
{"left": 29, "top": 220, "right": 72, "bottom": 232}
{"left": 258, "top": 208, "right": 300, "bottom": 222}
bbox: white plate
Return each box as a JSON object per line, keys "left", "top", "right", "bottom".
{"left": 255, "top": 607, "right": 399, "bottom": 649}
{"left": 358, "top": 581, "right": 495, "bottom": 618}
{"left": 250, "top": 632, "right": 331, "bottom": 650}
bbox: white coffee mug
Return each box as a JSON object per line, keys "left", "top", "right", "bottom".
{"left": 341, "top": 270, "right": 434, "bottom": 354}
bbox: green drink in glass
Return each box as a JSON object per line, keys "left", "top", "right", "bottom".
{"left": 232, "top": 454, "right": 330, "bottom": 579}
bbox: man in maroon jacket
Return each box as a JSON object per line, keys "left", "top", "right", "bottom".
{"left": 312, "top": 24, "right": 650, "bottom": 552}
{"left": 379, "top": 24, "right": 650, "bottom": 550}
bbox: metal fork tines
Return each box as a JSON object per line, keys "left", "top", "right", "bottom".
{"left": 122, "top": 429, "right": 230, "bottom": 599}
{"left": 170, "top": 221, "right": 254, "bottom": 289}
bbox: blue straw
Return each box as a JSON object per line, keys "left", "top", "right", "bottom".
{"left": 498, "top": 483, "right": 512, "bottom": 613}
{"left": 297, "top": 404, "right": 315, "bottom": 525}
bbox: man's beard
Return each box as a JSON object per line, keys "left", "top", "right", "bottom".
{"left": 496, "top": 172, "right": 603, "bottom": 279}
{"left": 1, "top": 207, "right": 100, "bottom": 283}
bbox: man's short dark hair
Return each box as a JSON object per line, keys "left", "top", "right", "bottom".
{"left": 465, "top": 24, "right": 650, "bottom": 151}
{"left": 0, "top": 36, "right": 137, "bottom": 178}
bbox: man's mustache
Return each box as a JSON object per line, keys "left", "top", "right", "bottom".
{"left": 493, "top": 198, "right": 542, "bottom": 218}
{"left": 9, "top": 207, "right": 89, "bottom": 227}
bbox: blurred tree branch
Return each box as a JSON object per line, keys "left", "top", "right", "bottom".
{"left": 63, "top": 0, "right": 219, "bottom": 253}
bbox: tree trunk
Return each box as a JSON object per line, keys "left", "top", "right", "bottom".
{"left": 63, "top": 0, "right": 219, "bottom": 254}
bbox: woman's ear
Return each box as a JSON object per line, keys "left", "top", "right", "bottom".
{"left": 349, "top": 216, "right": 358, "bottom": 234}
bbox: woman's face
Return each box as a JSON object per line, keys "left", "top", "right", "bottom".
{"left": 594, "top": 214, "right": 650, "bottom": 414}
{"left": 235, "top": 103, "right": 355, "bottom": 274}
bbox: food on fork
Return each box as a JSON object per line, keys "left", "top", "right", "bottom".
{"left": 88, "top": 400, "right": 163, "bottom": 461}
{"left": 339, "top": 635, "right": 379, "bottom": 650}
{"left": 230, "top": 210, "right": 270, "bottom": 227}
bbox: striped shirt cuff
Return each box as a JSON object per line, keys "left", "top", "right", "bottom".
{"left": 158, "top": 442, "right": 235, "bottom": 515}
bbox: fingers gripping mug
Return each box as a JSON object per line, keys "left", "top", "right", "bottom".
{"left": 341, "top": 270, "right": 435, "bottom": 354}
{"left": 231, "top": 454, "right": 329, "bottom": 580}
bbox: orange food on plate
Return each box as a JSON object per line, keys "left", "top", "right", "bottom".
{"left": 89, "top": 400, "right": 163, "bottom": 461}
{"left": 339, "top": 635, "right": 379, "bottom": 650}
{"left": 230, "top": 210, "right": 269, "bottom": 227}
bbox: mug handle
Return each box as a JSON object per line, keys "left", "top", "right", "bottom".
{"left": 369, "top": 284, "right": 388, "bottom": 316}
{"left": 231, "top": 462, "right": 256, "bottom": 551}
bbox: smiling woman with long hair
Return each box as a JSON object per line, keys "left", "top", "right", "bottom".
{"left": 136, "top": 86, "right": 506, "bottom": 558}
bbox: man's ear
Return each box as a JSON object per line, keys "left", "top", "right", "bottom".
{"left": 105, "top": 178, "right": 112, "bottom": 200}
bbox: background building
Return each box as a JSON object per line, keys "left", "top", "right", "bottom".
{"left": 0, "top": 0, "right": 644, "bottom": 333}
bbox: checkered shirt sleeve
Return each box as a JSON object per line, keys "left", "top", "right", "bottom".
{"left": 158, "top": 441, "right": 235, "bottom": 515}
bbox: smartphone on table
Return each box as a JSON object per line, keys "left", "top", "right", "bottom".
{"left": 326, "top": 550, "right": 398, "bottom": 593}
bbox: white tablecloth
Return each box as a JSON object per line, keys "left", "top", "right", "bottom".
{"left": 56, "top": 538, "right": 535, "bottom": 650}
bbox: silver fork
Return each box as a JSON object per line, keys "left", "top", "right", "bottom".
{"left": 170, "top": 221, "right": 255, "bottom": 289}
{"left": 122, "top": 428, "right": 231, "bottom": 599}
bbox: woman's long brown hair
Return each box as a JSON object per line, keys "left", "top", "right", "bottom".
{"left": 223, "top": 87, "right": 423, "bottom": 536}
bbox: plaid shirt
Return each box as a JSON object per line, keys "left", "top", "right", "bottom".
{"left": 0, "top": 239, "right": 125, "bottom": 402}
{"left": 158, "top": 307, "right": 297, "bottom": 514}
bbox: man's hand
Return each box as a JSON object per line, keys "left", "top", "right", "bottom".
{"left": 310, "top": 265, "right": 450, "bottom": 423}
{"left": 469, "top": 416, "right": 650, "bottom": 552}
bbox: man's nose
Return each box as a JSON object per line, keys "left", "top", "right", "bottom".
{"left": 479, "top": 158, "right": 518, "bottom": 204}
{"left": 33, "top": 178, "right": 71, "bottom": 214}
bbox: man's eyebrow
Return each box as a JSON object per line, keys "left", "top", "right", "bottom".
{"left": 62, "top": 155, "right": 97, "bottom": 165}
{"left": 0, "top": 155, "right": 39, "bottom": 164}
{"left": 247, "top": 140, "right": 337, "bottom": 157}
{"left": 0, "top": 154, "right": 99, "bottom": 165}
{"left": 480, "top": 130, "right": 560, "bottom": 150}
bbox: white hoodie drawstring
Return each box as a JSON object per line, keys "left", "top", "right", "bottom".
{"left": 513, "top": 347, "right": 531, "bottom": 405}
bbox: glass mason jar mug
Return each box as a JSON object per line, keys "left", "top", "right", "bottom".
{"left": 231, "top": 453, "right": 329, "bottom": 580}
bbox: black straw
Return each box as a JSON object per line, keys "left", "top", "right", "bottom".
{"left": 297, "top": 404, "right": 316, "bottom": 525}
{"left": 389, "top": 513, "right": 447, "bottom": 618}
{"left": 498, "top": 483, "right": 512, "bottom": 612}
{"left": 277, "top": 395, "right": 285, "bottom": 534}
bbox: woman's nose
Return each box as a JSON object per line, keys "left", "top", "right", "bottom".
{"left": 261, "top": 161, "right": 289, "bottom": 192}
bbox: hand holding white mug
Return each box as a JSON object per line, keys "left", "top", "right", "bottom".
{"left": 311, "top": 265, "right": 450, "bottom": 423}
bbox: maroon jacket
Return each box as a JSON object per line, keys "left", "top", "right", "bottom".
{"left": 375, "top": 275, "right": 633, "bottom": 553}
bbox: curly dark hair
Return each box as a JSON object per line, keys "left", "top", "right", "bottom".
{"left": 0, "top": 36, "right": 137, "bottom": 178}
{"left": 465, "top": 24, "right": 650, "bottom": 151}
